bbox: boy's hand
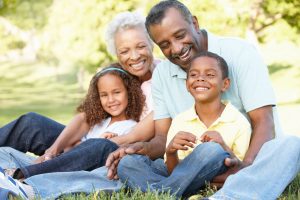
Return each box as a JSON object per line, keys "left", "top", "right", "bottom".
{"left": 166, "top": 131, "right": 197, "bottom": 155}
{"left": 99, "top": 132, "right": 118, "bottom": 139}
{"left": 200, "top": 131, "right": 225, "bottom": 146}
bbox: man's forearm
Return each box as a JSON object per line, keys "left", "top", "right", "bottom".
{"left": 243, "top": 107, "right": 275, "bottom": 165}
{"left": 142, "top": 134, "right": 167, "bottom": 159}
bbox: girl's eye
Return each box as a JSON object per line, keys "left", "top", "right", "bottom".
{"left": 189, "top": 73, "right": 197, "bottom": 77}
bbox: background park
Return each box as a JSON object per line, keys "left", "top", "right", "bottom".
{"left": 0, "top": 0, "right": 299, "bottom": 199}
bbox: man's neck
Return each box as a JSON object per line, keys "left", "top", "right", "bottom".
{"left": 200, "top": 29, "right": 208, "bottom": 52}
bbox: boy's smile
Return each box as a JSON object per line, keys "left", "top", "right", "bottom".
{"left": 186, "top": 56, "right": 229, "bottom": 103}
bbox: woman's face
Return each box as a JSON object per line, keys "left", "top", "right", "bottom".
{"left": 115, "top": 27, "right": 153, "bottom": 80}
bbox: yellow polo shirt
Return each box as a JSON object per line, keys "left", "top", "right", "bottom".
{"left": 166, "top": 102, "right": 251, "bottom": 161}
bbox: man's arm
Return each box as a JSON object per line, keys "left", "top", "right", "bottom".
{"left": 110, "top": 112, "right": 155, "bottom": 146}
{"left": 243, "top": 105, "right": 275, "bottom": 164}
{"left": 126, "top": 117, "right": 172, "bottom": 159}
{"left": 106, "top": 117, "right": 171, "bottom": 179}
{"left": 212, "top": 105, "right": 275, "bottom": 186}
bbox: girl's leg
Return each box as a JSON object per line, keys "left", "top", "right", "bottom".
{"left": 0, "top": 112, "right": 65, "bottom": 155}
{"left": 18, "top": 139, "right": 119, "bottom": 178}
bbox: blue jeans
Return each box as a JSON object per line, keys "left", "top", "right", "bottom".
{"left": 25, "top": 167, "right": 123, "bottom": 199}
{"left": 211, "top": 135, "right": 300, "bottom": 200}
{"left": 18, "top": 139, "right": 119, "bottom": 178}
{"left": 0, "top": 112, "right": 64, "bottom": 155}
{"left": 117, "top": 142, "right": 229, "bottom": 197}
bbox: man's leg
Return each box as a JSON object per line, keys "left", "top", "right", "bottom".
{"left": 118, "top": 142, "right": 229, "bottom": 197}
{"left": 0, "top": 112, "right": 64, "bottom": 155}
{"left": 18, "top": 139, "right": 119, "bottom": 178}
{"left": 211, "top": 135, "right": 300, "bottom": 200}
{"left": 0, "top": 147, "right": 35, "bottom": 169}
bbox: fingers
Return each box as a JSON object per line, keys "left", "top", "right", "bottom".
{"left": 224, "top": 157, "right": 240, "bottom": 168}
{"left": 125, "top": 142, "right": 144, "bottom": 154}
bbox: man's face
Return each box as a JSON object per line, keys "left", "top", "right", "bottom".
{"left": 149, "top": 8, "right": 202, "bottom": 70}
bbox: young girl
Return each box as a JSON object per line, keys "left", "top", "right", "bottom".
{"left": 3, "top": 65, "right": 145, "bottom": 180}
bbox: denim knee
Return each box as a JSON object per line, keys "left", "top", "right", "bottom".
{"left": 192, "top": 142, "right": 229, "bottom": 162}
{"left": 117, "top": 154, "right": 144, "bottom": 179}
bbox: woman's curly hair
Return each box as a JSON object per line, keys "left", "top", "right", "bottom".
{"left": 77, "top": 64, "right": 145, "bottom": 127}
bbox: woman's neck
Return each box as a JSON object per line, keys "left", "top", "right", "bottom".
{"left": 140, "top": 70, "right": 152, "bottom": 82}
{"left": 195, "top": 99, "right": 225, "bottom": 128}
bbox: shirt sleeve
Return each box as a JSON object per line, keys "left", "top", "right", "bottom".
{"left": 235, "top": 44, "right": 276, "bottom": 112}
{"left": 231, "top": 122, "right": 252, "bottom": 160}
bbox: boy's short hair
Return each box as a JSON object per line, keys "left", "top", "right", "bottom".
{"left": 190, "top": 51, "right": 229, "bottom": 79}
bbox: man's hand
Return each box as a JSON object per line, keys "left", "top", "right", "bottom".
{"left": 105, "top": 142, "right": 145, "bottom": 180}
{"left": 99, "top": 132, "right": 118, "bottom": 139}
{"left": 166, "top": 131, "right": 197, "bottom": 155}
{"left": 211, "top": 157, "right": 250, "bottom": 188}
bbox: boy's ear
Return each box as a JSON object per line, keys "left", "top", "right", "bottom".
{"left": 221, "top": 78, "right": 230, "bottom": 92}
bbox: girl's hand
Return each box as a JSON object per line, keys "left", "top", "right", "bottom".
{"left": 200, "top": 131, "right": 225, "bottom": 146}
{"left": 166, "top": 131, "right": 197, "bottom": 155}
{"left": 99, "top": 132, "right": 118, "bottom": 139}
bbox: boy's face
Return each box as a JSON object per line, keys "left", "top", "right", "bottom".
{"left": 186, "top": 56, "right": 230, "bottom": 103}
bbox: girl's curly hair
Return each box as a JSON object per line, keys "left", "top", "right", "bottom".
{"left": 77, "top": 64, "right": 145, "bottom": 127}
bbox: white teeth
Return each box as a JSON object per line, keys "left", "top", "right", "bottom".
{"left": 131, "top": 61, "right": 145, "bottom": 69}
{"left": 195, "top": 87, "right": 208, "bottom": 91}
{"left": 179, "top": 46, "right": 191, "bottom": 60}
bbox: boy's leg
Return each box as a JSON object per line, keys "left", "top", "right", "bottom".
{"left": 211, "top": 135, "right": 300, "bottom": 200}
{"left": 24, "top": 166, "right": 122, "bottom": 199}
{"left": 0, "top": 147, "right": 36, "bottom": 169}
{"left": 0, "top": 112, "right": 64, "bottom": 155}
{"left": 118, "top": 142, "right": 229, "bottom": 197}
{"left": 18, "top": 139, "right": 119, "bottom": 178}
{"left": 117, "top": 154, "right": 169, "bottom": 192}
{"left": 152, "top": 142, "right": 229, "bottom": 197}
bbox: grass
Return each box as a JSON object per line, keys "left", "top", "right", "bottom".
{"left": 1, "top": 58, "right": 300, "bottom": 199}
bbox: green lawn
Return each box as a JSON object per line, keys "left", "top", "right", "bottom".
{"left": 1, "top": 59, "right": 299, "bottom": 199}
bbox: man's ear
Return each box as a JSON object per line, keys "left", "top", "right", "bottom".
{"left": 221, "top": 78, "right": 230, "bottom": 92}
{"left": 192, "top": 16, "right": 200, "bottom": 30}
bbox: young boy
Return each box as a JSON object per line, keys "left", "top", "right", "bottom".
{"left": 118, "top": 51, "right": 251, "bottom": 198}
{"left": 165, "top": 51, "right": 251, "bottom": 195}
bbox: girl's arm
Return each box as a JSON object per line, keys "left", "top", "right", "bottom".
{"left": 35, "top": 113, "right": 90, "bottom": 163}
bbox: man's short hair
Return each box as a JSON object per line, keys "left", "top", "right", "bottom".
{"left": 145, "top": 0, "right": 193, "bottom": 34}
{"left": 190, "top": 51, "right": 229, "bottom": 79}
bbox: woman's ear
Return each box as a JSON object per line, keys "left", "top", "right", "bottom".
{"left": 221, "top": 78, "right": 230, "bottom": 92}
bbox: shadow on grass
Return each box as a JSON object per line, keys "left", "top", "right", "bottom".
{"left": 268, "top": 63, "right": 292, "bottom": 75}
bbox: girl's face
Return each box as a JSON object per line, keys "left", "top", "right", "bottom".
{"left": 97, "top": 73, "right": 128, "bottom": 121}
{"left": 115, "top": 27, "right": 153, "bottom": 81}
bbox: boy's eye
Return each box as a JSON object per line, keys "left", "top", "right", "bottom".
{"left": 207, "top": 73, "right": 215, "bottom": 77}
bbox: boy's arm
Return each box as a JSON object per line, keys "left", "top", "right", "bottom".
{"left": 35, "top": 113, "right": 90, "bottom": 163}
{"left": 165, "top": 131, "right": 197, "bottom": 174}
